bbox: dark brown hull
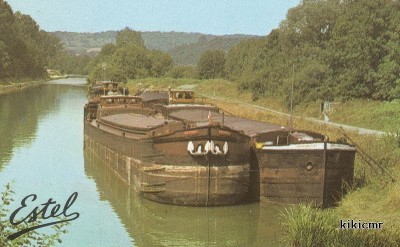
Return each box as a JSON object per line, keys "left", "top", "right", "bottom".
{"left": 255, "top": 143, "right": 356, "bottom": 206}
{"left": 84, "top": 120, "right": 251, "bottom": 206}
{"left": 84, "top": 150, "right": 260, "bottom": 247}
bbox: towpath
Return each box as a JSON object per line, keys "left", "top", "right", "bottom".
{"left": 199, "top": 94, "right": 386, "bottom": 136}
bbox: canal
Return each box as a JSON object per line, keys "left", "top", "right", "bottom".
{"left": 0, "top": 78, "right": 283, "bottom": 246}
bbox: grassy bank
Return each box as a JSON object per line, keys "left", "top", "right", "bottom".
{"left": 296, "top": 99, "right": 400, "bottom": 133}
{"left": 126, "top": 77, "right": 400, "bottom": 246}
{"left": 198, "top": 80, "right": 400, "bottom": 132}
{"left": 281, "top": 204, "right": 400, "bottom": 247}
{"left": 0, "top": 80, "right": 45, "bottom": 96}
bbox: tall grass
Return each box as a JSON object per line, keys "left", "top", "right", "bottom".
{"left": 281, "top": 205, "right": 400, "bottom": 247}
{"left": 295, "top": 99, "right": 400, "bottom": 132}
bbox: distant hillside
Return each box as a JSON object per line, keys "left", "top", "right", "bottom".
{"left": 142, "top": 32, "right": 215, "bottom": 51}
{"left": 52, "top": 31, "right": 115, "bottom": 55}
{"left": 169, "top": 36, "right": 259, "bottom": 65}
{"left": 51, "top": 31, "right": 256, "bottom": 64}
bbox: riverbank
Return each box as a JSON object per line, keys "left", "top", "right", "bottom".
{"left": 0, "top": 81, "right": 44, "bottom": 96}
{"left": 126, "top": 77, "right": 400, "bottom": 246}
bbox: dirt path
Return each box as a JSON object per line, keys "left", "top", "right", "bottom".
{"left": 200, "top": 94, "right": 386, "bottom": 136}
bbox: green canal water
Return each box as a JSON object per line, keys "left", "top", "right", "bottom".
{"left": 0, "top": 78, "right": 283, "bottom": 246}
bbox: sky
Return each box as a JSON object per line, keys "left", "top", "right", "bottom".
{"left": 6, "top": 0, "right": 301, "bottom": 35}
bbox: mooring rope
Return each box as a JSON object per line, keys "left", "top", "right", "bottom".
{"left": 339, "top": 127, "right": 396, "bottom": 183}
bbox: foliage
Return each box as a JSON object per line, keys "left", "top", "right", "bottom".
{"left": 166, "top": 65, "right": 196, "bottom": 79}
{"left": 169, "top": 35, "right": 256, "bottom": 65}
{"left": 49, "top": 52, "right": 92, "bottom": 75}
{"left": 112, "top": 43, "right": 151, "bottom": 79}
{"left": 148, "top": 50, "right": 173, "bottom": 77}
{"left": 0, "top": 184, "right": 69, "bottom": 246}
{"left": 88, "top": 63, "right": 127, "bottom": 83}
{"left": 87, "top": 29, "right": 173, "bottom": 83}
{"left": 197, "top": 50, "right": 226, "bottom": 79}
{"left": 0, "top": 1, "right": 64, "bottom": 81}
{"left": 224, "top": 0, "right": 400, "bottom": 106}
{"left": 115, "top": 27, "right": 145, "bottom": 48}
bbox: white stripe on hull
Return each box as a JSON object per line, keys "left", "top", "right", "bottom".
{"left": 262, "top": 143, "right": 356, "bottom": 151}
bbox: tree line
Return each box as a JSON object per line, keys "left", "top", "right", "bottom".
{"left": 174, "top": 0, "right": 400, "bottom": 105}
{"left": 199, "top": 0, "right": 400, "bottom": 105}
{"left": 87, "top": 28, "right": 173, "bottom": 83}
{"left": 5, "top": 0, "right": 398, "bottom": 107}
{"left": 0, "top": 0, "right": 93, "bottom": 81}
{"left": 0, "top": 0, "right": 63, "bottom": 81}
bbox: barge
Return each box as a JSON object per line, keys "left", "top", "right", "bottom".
{"left": 84, "top": 88, "right": 286, "bottom": 206}
{"left": 84, "top": 84, "right": 356, "bottom": 207}
{"left": 253, "top": 130, "right": 356, "bottom": 206}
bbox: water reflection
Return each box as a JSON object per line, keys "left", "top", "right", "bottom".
{"left": 0, "top": 79, "right": 284, "bottom": 246}
{"left": 85, "top": 149, "right": 283, "bottom": 246}
{"left": 0, "top": 80, "right": 133, "bottom": 246}
{"left": 0, "top": 85, "right": 65, "bottom": 168}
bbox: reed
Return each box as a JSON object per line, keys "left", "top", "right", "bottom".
{"left": 281, "top": 204, "right": 400, "bottom": 247}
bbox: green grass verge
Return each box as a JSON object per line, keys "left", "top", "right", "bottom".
{"left": 281, "top": 204, "right": 400, "bottom": 247}
{"left": 295, "top": 99, "right": 400, "bottom": 132}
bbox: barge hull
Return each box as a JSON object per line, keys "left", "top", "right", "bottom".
{"left": 84, "top": 121, "right": 250, "bottom": 206}
{"left": 256, "top": 143, "right": 355, "bottom": 206}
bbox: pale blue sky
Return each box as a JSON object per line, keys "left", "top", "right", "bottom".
{"left": 6, "top": 0, "right": 301, "bottom": 35}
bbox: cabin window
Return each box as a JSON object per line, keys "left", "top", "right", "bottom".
{"left": 184, "top": 93, "right": 193, "bottom": 99}
{"left": 276, "top": 136, "right": 289, "bottom": 145}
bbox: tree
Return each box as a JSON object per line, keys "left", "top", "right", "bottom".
{"left": 112, "top": 43, "right": 152, "bottom": 79}
{"left": 224, "top": 0, "right": 400, "bottom": 104}
{"left": 0, "top": 1, "right": 64, "bottom": 80}
{"left": 88, "top": 63, "right": 127, "bottom": 84}
{"left": 197, "top": 50, "right": 226, "bottom": 79}
{"left": 88, "top": 28, "right": 173, "bottom": 81}
{"left": 115, "top": 27, "right": 145, "bottom": 47}
{"left": 0, "top": 41, "right": 11, "bottom": 79}
{"left": 148, "top": 50, "right": 173, "bottom": 77}
{"left": 99, "top": 43, "right": 117, "bottom": 57}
